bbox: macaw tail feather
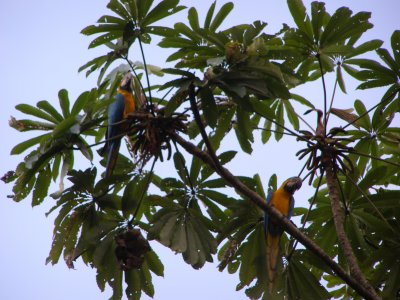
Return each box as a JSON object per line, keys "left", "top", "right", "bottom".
{"left": 266, "top": 233, "right": 280, "bottom": 293}
{"left": 105, "top": 140, "right": 121, "bottom": 178}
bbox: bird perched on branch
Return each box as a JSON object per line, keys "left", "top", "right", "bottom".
{"left": 104, "top": 72, "right": 135, "bottom": 177}
{"left": 264, "top": 176, "right": 302, "bottom": 292}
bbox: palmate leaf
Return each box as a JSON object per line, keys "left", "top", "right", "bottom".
{"left": 159, "top": 2, "right": 236, "bottom": 68}
{"left": 9, "top": 87, "right": 104, "bottom": 204}
{"left": 80, "top": 0, "right": 185, "bottom": 81}
{"left": 148, "top": 204, "right": 217, "bottom": 269}
{"left": 285, "top": 1, "right": 375, "bottom": 82}
{"left": 284, "top": 258, "right": 331, "bottom": 300}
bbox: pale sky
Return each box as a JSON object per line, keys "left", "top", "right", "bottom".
{"left": 1, "top": 1, "right": 398, "bottom": 299}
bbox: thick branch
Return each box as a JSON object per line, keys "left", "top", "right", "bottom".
{"left": 324, "top": 157, "right": 380, "bottom": 300}
{"left": 171, "top": 132, "right": 378, "bottom": 300}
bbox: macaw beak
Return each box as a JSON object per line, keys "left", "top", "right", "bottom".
{"left": 120, "top": 72, "right": 134, "bottom": 91}
{"left": 283, "top": 177, "right": 302, "bottom": 194}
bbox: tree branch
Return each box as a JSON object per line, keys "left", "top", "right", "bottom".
{"left": 171, "top": 132, "right": 378, "bottom": 300}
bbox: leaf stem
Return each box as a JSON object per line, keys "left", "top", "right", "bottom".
{"left": 123, "top": 56, "right": 150, "bottom": 107}
{"left": 138, "top": 37, "right": 154, "bottom": 111}
{"left": 325, "top": 76, "right": 338, "bottom": 125}
{"left": 130, "top": 156, "right": 157, "bottom": 225}
{"left": 316, "top": 53, "right": 328, "bottom": 137}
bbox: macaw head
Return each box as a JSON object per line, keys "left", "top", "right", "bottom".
{"left": 120, "top": 72, "right": 134, "bottom": 92}
{"left": 282, "top": 176, "right": 302, "bottom": 195}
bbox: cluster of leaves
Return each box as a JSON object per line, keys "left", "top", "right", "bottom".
{"left": 5, "top": 0, "right": 400, "bottom": 299}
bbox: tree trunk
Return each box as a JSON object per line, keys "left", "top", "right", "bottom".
{"left": 324, "top": 155, "right": 380, "bottom": 300}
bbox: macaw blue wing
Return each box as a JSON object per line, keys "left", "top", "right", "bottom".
{"left": 264, "top": 190, "right": 273, "bottom": 234}
{"left": 105, "top": 93, "right": 125, "bottom": 178}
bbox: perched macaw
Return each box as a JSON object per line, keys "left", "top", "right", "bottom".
{"left": 104, "top": 72, "right": 135, "bottom": 177}
{"left": 264, "top": 176, "right": 302, "bottom": 292}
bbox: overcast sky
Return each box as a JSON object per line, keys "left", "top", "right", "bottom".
{"left": 1, "top": 1, "right": 398, "bottom": 299}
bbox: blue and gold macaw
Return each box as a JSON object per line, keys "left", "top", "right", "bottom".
{"left": 104, "top": 72, "right": 135, "bottom": 178}
{"left": 264, "top": 176, "right": 302, "bottom": 292}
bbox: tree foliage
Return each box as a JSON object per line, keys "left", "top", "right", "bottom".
{"left": 4, "top": 0, "right": 400, "bottom": 299}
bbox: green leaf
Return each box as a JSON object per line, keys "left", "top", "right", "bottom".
{"left": 145, "top": 251, "right": 164, "bottom": 277}
{"left": 268, "top": 174, "right": 277, "bottom": 191}
{"left": 261, "top": 118, "right": 272, "bottom": 144}
{"left": 58, "top": 89, "right": 70, "bottom": 118}
{"left": 37, "top": 100, "right": 64, "bottom": 122}
{"left": 249, "top": 99, "right": 275, "bottom": 122}
{"left": 141, "top": 0, "right": 185, "bottom": 27}
{"left": 32, "top": 165, "right": 52, "bottom": 206}
{"left": 253, "top": 174, "right": 266, "bottom": 199}
{"left": 336, "top": 65, "right": 347, "bottom": 93}
{"left": 234, "top": 107, "right": 253, "bottom": 154}
{"left": 10, "top": 133, "right": 51, "bottom": 155}
{"left": 149, "top": 206, "right": 216, "bottom": 269}
{"left": 71, "top": 91, "right": 90, "bottom": 115}
{"left": 275, "top": 101, "right": 284, "bottom": 141}
{"left": 391, "top": 30, "right": 400, "bottom": 65}
{"left": 354, "top": 99, "right": 371, "bottom": 130}
{"left": 345, "top": 39, "right": 383, "bottom": 59}
{"left": 189, "top": 155, "right": 202, "bottom": 186}
{"left": 125, "top": 269, "right": 141, "bottom": 300}
{"left": 107, "top": 0, "right": 131, "bottom": 20}
{"left": 174, "top": 22, "right": 200, "bottom": 43}
{"left": 310, "top": 1, "right": 328, "bottom": 42}
{"left": 288, "top": 259, "right": 331, "bottom": 299}
{"left": 283, "top": 99, "right": 299, "bottom": 130}
{"left": 377, "top": 48, "right": 399, "bottom": 72}
{"left": 15, "top": 104, "right": 59, "bottom": 124}
{"left": 358, "top": 166, "right": 387, "bottom": 192}
{"left": 287, "top": 0, "right": 313, "bottom": 39}
{"left": 209, "top": 106, "right": 235, "bottom": 150}
{"left": 209, "top": 2, "right": 233, "bottom": 32}
{"left": 121, "top": 173, "right": 152, "bottom": 217}
{"left": 320, "top": 9, "right": 372, "bottom": 47}
{"left": 173, "top": 152, "right": 189, "bottom": 185}
{"left": 96, "top": 194, "right": 121, "bottom": 210}
{"left": 200, "top": 86, "right": 218, "bottom": 128}
{"left": 204, "top": 1, "right": 216, "bottom": 29}
{"left": 52, "top": 116, "right": 79, "bottom": 138}
{"left": 188, "top": 7, "right": 200, "bottom": 31}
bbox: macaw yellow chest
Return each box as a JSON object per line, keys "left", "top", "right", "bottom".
{"left": 270, "top": 188, "right": 291, "bottom": 216}
{"left": 118, "top": 89, "right": 135, "bottom": 118}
